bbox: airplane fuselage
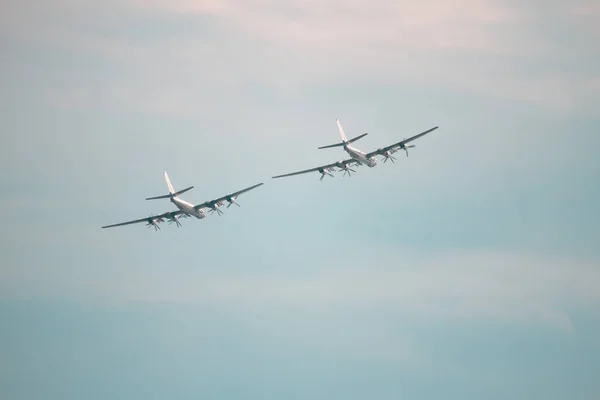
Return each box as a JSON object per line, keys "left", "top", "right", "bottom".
{"left": 344, "top": 144, "right": 377, "bottom": 167}
{"left": 171, "top": 196, "right": 206, "bottom": 219}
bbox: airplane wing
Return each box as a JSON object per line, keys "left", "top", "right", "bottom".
{"left": 101, "top": 210, "right": 183, "bottom": 229}
{"left": 366, "top": 126, "right": 439, "bottom": 159}
{"left": 272, "top": 158, "right": 359, "bottom": 179}
{"left": 193, "top": 182, "right": 264, "bottom": 211}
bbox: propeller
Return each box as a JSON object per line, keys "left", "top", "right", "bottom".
{"left": 167, "top": 214, "right": 183, "bottom": 228}
{"left": 335, "top": 161, "right": 356, "bottom": 177}
{"left": 209, "top": 204, "right": 224, "bottom": 216}
{"left": 318, "top": 168, "right": 334, "bottom": 181}
{"left": 392, "top": 139, "right": 416, "bottom": 157}
{"left": 402, "top": 144, "right": 416, "bottom": 157}
{"left": 226, "top": 196, "right": 240, "bottom": 208}
{"left": 203, "top": 199, "right": 225, "bottom": 216}
{"left": 146, "top": 214, "right": 163, "bottom": 231}
{"left": 381, "top": 150, "right": 396, "bottom": 163}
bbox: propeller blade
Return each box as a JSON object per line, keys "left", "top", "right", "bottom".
{"left": 382, "top": 153, "right": 395, "bottom": 163}
{"left": 318, "top": 168, "right": 334, "bottom": 181}
{"left": 210, "top": 208, "right": 223, "bottom": 216}
{"left": 227, "top": 198, "right": 240, "bottom": 208}
{"left": 168, "top": 218, "right": 182, "bottom": 227}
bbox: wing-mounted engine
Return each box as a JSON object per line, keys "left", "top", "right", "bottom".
{"left": 207, "top": 200, "right": 225, "bottom": 216}
{"left": 226, "top": 195, "right": 240, "bottom": 208}
{"left": 146, "top": 214, "right": 165, "bottom": 231}
{"left": 165, "top": 212, "right": 191, "bottom": 227}
{"left": 335, "top": 161, "right": 356, "bottom": 177}
{"left": 378, "top": 148, "right": 396, "bottom": 163}
{"left": 317, "top": 167, "right": 335, "bottom": 181}
{"left": 392, "top": 139, "right": 416, "bottom": 157}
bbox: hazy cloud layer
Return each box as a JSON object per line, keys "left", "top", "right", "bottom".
{"left": 3, "top": 0, "right": 599, "bottom": 116}
{"left": 2, "top": 244, "right": 597, "bottom": 334}
{"left": 1, "top": 1, "right": 599, "bottom": 399}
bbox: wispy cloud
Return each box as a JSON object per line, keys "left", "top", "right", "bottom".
{"left": 4, "top": 0, "right": 599, "bottom": 115}
{"left": 13, "top": 247, "right": 594, "bottom": 332}
{"left": 571, "top": 1, "right": 600, "bottom": 37}
{"left": 135, "top": 0, "right": 528, "bottom": 54}
{"left": 572, "top": 1, "right": 600, "bottom": 16}
{"left": 121, "top": 0, "right": 599, "bottom": 112}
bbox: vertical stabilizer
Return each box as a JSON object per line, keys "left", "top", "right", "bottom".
{"left": 164, "top": 171, "right": 175, "bottom": 194}
{"left": 336, "top": 119, "right": 348, "bottom": 143}
{"left": 146, "top": 172, "right": 193, "bottom": 200}
{"left": 318, "top": 119, "right": 368, "bottom": 149}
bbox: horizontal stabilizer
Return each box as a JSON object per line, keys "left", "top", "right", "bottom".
{"left": 318, "top": 142, "right": 345, "bottom": 149}
{"left": 173, "top": 186, "right": 194, "bottom": 197}
{"left": 346, "top": 132, "right": 368, "bottom": 144}
{"left": 317, "top": 133, "right": 367, "bottom": 149}
{"left": 146, "top": 193, "right": 171, "bottom": 200}
{"left": 145, "top": 186, "right": 193, "bottom": 200}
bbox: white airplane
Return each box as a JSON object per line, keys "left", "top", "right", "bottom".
{"left": 102, "top": 172, "right": 264, "bottom": 230}
{"left": 272, "top": 119, "right": 439, "bottom": 180}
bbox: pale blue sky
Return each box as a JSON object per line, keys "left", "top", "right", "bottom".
{"left": 1, "top": 1, "right": 599, "bottom": 399}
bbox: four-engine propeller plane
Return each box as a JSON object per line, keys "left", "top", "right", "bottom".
{"left": 101, "top": 172, "right": 264, "bottom": 230}
{"left": 272, "top": 119, "right": 438, "bottom": 180}
{"left": 102, "top": 120, "right": 440, "bottom": 231}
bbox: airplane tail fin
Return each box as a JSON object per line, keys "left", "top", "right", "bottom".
{"left": 318, "top": 119, "right": 368, "bottom": 149}
{"left": 336, "top": 119, "right": 348, "bottom": 142}
{"left": 164, "top": 171, "right": 175, "bottom": 194}
{"left": 146, "top": 171, "right": 194, "bottom": 200}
